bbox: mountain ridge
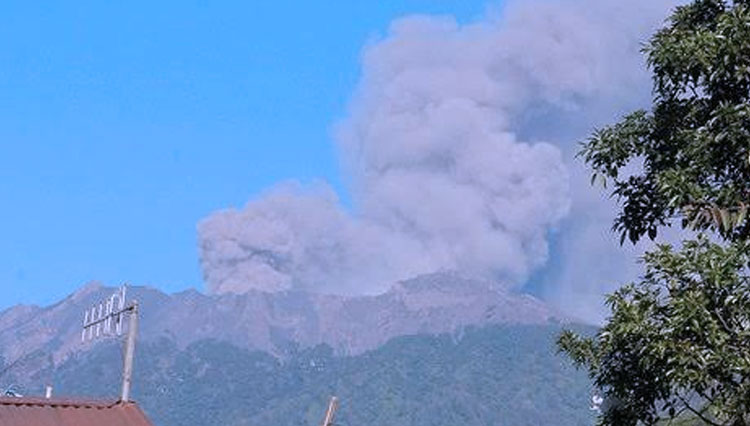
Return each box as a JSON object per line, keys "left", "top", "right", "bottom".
{"left": 0, "top": 271, "right": 574, "bottom": 384}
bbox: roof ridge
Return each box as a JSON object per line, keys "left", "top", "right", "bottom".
{"left": 0, "top": 396, "right": 123, "bottom": 408}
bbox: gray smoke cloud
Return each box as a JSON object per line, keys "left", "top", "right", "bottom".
{"left": 199, "top": 0, "right": 682, "bottom": 318}
{"left": 506, "top": 0, "right": 683, "bottom": 322}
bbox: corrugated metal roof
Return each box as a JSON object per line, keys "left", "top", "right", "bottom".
{"left": 0, "top": 396, "right": 152, "bottom": 426}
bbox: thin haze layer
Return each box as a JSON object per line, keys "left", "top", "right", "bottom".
{"left": 198, "top": 0, "right": 680, "bottom": 310}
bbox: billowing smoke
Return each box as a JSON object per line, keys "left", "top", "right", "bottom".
{"left": 504, "top": 0, "right": 684, "bottom": 322}
{"left": 198, "top": 182, "right": 438, "bottom": 294}
{"left": 199, "top": 0, "right": 681, "bottom": 308}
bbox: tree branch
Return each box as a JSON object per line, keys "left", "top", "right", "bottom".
{"left": 677, "top": 394, "right": 722, "bottom": 426}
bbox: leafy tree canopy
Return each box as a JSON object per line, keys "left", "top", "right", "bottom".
{"left": 560, "top": 1, "right": 750, "bottom": 425}
{"left": 560, "top": 238, "right": 750, "bottom": 424}
{"left": 580, "top": 0, "right": 750, "bottom": 244}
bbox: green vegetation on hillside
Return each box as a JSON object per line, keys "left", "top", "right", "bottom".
{"left": 37, "top": 325, "right": 593, "bottom": 426}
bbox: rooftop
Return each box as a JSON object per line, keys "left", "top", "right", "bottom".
{"left": 0, "top": 396, "right": 152, "bottom": 426}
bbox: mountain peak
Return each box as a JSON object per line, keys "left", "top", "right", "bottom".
{"left": 391, "top": 271, "right": 504, "bottom": 296}
{"left": 70, "top": 280, "right": 104, "bottom": 301}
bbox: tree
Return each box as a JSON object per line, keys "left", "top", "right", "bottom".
{"left": 558, "top": 1, "right": 750, "bottom": 425}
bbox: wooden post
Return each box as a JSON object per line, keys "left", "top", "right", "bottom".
{"left": 321, "top": 396, "right": 338, "bottom": 426}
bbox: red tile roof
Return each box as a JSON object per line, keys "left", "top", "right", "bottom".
{"left": 0, "top": 396, "right": 153, "bottom": 426}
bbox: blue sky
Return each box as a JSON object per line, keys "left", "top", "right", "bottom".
{"left": 0, "top": 0, "right": 493, "bottom": 309}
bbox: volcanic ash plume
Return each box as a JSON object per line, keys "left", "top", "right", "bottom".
{"left": 198, "top": 182, "right": 438, "bottom": 294}
{"left": 199, "top": 0, "right": 679, "bottom": 298}
{"left": 199, "top": 11, "right": 570, "bottom": 295}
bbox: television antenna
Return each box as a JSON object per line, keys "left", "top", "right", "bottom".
{"left": 81, "top": 284, "right": 139, "bottom": 402}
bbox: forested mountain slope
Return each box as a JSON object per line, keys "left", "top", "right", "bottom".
{"left": 32, "top": 324, "right": 595, "bottom": 426}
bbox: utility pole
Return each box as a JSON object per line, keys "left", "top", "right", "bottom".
{"left": 119, "top": 300, "right": 138, "bottom": 403}
{"left": 321, "top": 396, "right": 339, "bottom": 426}
{"left": 82, "top": 285, "right": 140, "bottom": 402}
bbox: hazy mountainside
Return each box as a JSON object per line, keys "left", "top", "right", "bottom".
{"left": 0, "top": 272, "right": 565, "bottom": 379}
{"left": 34, "top": 325, "right": 594, "bottom": 426}
{"left": 0, "top": 273, "right": 593, "bottom": 425}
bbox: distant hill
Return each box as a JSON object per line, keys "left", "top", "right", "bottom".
{"left": 0, "top": 272, "right": 594, "bottom": 425}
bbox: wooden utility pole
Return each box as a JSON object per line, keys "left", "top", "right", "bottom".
{"left": 321, "top": 396, "right": 338, "bottom": 426}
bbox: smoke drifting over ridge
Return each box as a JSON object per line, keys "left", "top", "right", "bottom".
{"left": 199, "top": 0, "right": 680, "bottom": 302}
